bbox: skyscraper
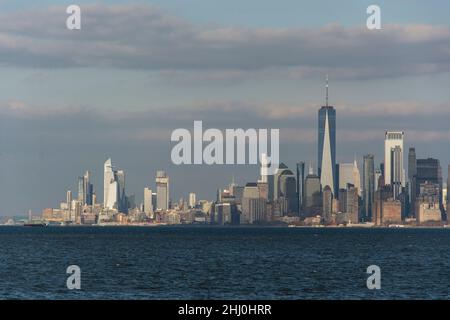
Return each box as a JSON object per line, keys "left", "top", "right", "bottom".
{"left": 296, "top": 162, "right": 305, "bottom": 215}
{"left": 415, "top": 158, "right": 443, "bottom": 214}
{"left": 338, "top": 161, "right": 360, "bottom": 194}
{"left": 189, "top": 192, "right": 196, "bottom": 208}
{"left": 144, "top": 187, "right": 153, "bottom": 216}
{"left": 363, "top": 154, "right": 375, "bottom": 222}
{"left": 66, "top": 190, "right": 72, "bottom": 211}
{"left": 374, "top": 168, "right": 382, "bottom": 191}
{"left": 77, "top": 176, "right": 85, "bottom": 203}
{"left": 391, "top": 145, "right": 403, "bottom": 199}
{"left": 304, "top": 172, "right": 321, "bottom": 212}
{"left": 318, "top": 76, "right": 336, "bottom": 195}
{"left": 77, "top": 170, "right": 93, "bottom": 206}
{"left": 156, "top": 170, "right": 169, "bottom": 211}
{"left": 322, "top": 185, "right": 333, "bottom": 223}
{"left": 116, "top": 170, "right": 126, "bottom": 212}
{"left": 260, "top": 153, "right": 275, "bottom": 201}
{"left": 384, "top": 131, "right": 405, "bottom": 196}
{"left": 408, "top": 148, "right": 417, "bottom": 182}
{"left": 104, "top": 158, "right": 119, "bottom": 210}
{"left": 408, "top": 148, "right": 417, "bottom": 216}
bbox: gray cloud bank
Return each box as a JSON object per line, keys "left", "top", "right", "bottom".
{"left": 0, "top": 5, "right": 450, "bottom": 80}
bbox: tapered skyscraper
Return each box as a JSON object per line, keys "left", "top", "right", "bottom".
{"left": 318, "top": 76, "right": 336, "bottom": 195}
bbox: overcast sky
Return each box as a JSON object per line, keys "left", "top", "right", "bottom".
{"left": 1, "top": 0, "right": 449, "bottom": 216}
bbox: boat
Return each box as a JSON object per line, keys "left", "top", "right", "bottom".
{"left": 23, "top": 222, "right": 47, "bottom": 227}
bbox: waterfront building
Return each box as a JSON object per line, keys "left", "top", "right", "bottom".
{"left": 241, "top": 183, "right": 267, "bottom": 224}
{"left": 415, "top": 181, "right": 442, "bottom": 224}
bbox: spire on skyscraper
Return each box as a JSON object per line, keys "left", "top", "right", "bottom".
{"left": 325, "top": 74, "right": 329, "bottom": 107}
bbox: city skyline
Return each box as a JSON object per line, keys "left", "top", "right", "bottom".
{"left": 1, "top": 1, "right": 450, "bottom": 216}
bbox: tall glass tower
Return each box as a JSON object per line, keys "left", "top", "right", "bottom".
{"left": 363, "top": 154, "right": 375, "bottom": 222}
{"left": 318, "top": 76, "right": 336, "bottom": 195}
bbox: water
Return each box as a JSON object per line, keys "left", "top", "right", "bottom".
{"left": 0, "top": 226, "right": 450, "bottom": 299}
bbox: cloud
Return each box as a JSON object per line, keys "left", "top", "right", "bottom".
{"left": 0, "top": 5, "right": 449, "bottom": 80}
{"left": 2, "top": 99, "right": 449, "bottom": 146}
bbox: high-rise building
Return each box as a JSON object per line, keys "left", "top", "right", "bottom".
{"left": 296, "top": 162, "right": 305, "bottom": 215}
{"left": 322, "top": 185, "right": 333, "bottom": 223}
{"left": 189, "top": 192, "right": 197, "bottom": 208}
{"left": 374, "top": 168, "right": 382, "bottom": 192}
{"left": 415, "top": 158, "right": 443, "bottom": 212}
{"left": 66, "top": 190, "right": 72, "bottom": 211}
{"left": 77, "top": 170, "right": 93, "bottom": 206}
{"left": 384, "top": 131, "right": 405, "bottom": 197}
{"left": 363, "top": 154, "right": 375, "bottom": 222}
{"left": 416, "top": 181, "right": 442, "bottom": 224}
{"left": 104, "top": 158, "right": 119, "bottom": 210}
{"left": 339, "top": 163, "right": 353, "bottom": 190}
{"left": 338, "top": 161, "right": 361, "bottom": 195}
{"left": 391, "top": 146, "right": 403, "bottom": 199}
{"left": 318, "top": 76, "right": 337, "bottom": 196}
{"left": 260, "top": 153, "right": 275, "bottom": 201}
{"left": 304, "top": 172, "right": 321, "bottom": 213}
{"left": 273, "top": 163, "right": 297, "bottom": 214}
{"left": 408, "top": 148, "right": 417, "bottom": 181}
{"left": 156, "top": 170, "right": 169, "bottom": 211}
{"left": 408, "top": 148, "right": 417, "bottom": 216}
{"left": 144, "top": 187, "right": 153, "bottom": 216}
{"left": 77, "top": 176, "right": 84, "bottom": 203}
{"left": 116, "top": 170, "right": 126, "bottom": 212}
{"left": 241, "top": 183, "right": 267, "bottom": 224}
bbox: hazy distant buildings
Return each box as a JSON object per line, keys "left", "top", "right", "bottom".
{"left": 156, "top": 171, "right": 169, "bottom": 211}
{"left": 384, "top": 131, "right": 405, "bottom": 199}
{"left": 362, "top": 155, "right": 375, "bottom": 222}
